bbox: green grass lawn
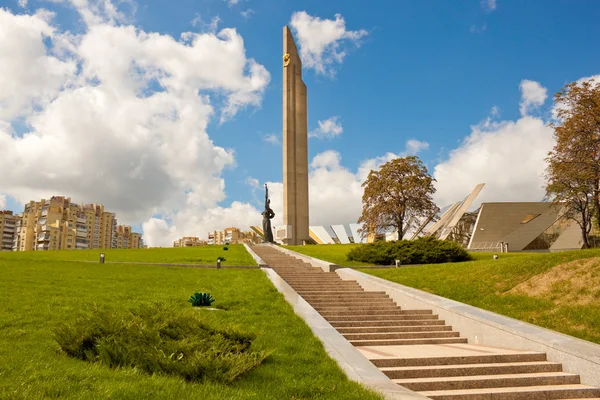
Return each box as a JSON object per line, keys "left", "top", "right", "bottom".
{"left": 283, "top": 244, "right": 372, "bottom": 267}
{"left": 0, "top": 258, "right": 381, "bottom": 399}
{"left": 360, "top": 249, "right": 600, "bottom": 345}
{"left": 0, "top": 244, "right": 256, "bottom": 266}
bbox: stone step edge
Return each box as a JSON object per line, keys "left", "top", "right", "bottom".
{"left": 418, "top": 384, "right": 600, "bottom": 398}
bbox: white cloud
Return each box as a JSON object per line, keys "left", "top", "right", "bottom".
{"left": 0, "top": 9, "right": 77, "bottom": 120}
{"left": 433, "top": 116, "right": 554, "bottom": 208}
{"left": 263, "top": 134, "right": 280, "bottom": 146}
{"left": 481, "top": 0, "right": 497, "bottom": 12}
{"left": 191, "top": 14, "right": 220, "bottom": 33}
{"left": 309, "top": 116, "right": 343, "bottom": 139}
{"left": 469, "top": 24, "right": 487, "bottom": 33}
{"left": 0, "top": 2, "right": 270, "bottom": 247}
{"left": 18, "top": 0, "right": 28, "bottom": 8}
{"left": 519, "top": 79, "right": 547, "bottom": 116}
{"left": 0, "top": 194, "right": 6, "bottom": 209}
{"left": 491, "top": 105, "right": 500, "bottom": 116}
{"left": 289, "top": 11, "right": 367, "bottom": 75}
{"left": 245, "top": 177, "right": 259, "bottom": 188}
{"left": 405, "top": 139, "right": 429, "bottom": 154}
{"left": 240, "top": 9, "right": 254, "bottom": 19}
{"left": 225, "top": 0, "right": 240, "bottom": 7}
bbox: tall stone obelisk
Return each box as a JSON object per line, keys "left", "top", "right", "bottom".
{"left": 282, "top": 26, "right": 309, "bottom": 245}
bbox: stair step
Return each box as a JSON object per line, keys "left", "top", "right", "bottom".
{"left": 350, "top": 337, "right": 468, "bottom": 346}
{"left": 320, "top": 309, "right": 431, "bottom": 315}
{"left": 325, "top": 314, "right": 439, "bottom": 321}
{"left": 337, "top": 325, "right": 452, "bottom": 334}
{"left": 419, "top": 384, "right": 600, "bottom": 400}
{"left": 395, "top": 372, "right": 579, "bottom": 391}
{"left": 344, "top": 331, "right": 459, "bottom": 340}
{"left": 381, "top": 361, "right": 563, "bottom": 379}
{"left": 330, "top": 319, "right": 445, "bottom": 328}
{"left": 371, "top": 352, "right": 547, "bottom": 368}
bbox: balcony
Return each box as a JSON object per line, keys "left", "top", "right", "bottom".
{"left": 37, "top": 218, "right": 47, "bottom": 225}
{"left": 77, "top": 217, "right": 86, "bottom": 224}
{"left": 37, "top": 235, "right": 51, "bottom": 242}
{"left": 75, "top": 242, "right": 88, "bottom": 249}
{"left": 36, "top": 244, "right": 49, "bottom": 250}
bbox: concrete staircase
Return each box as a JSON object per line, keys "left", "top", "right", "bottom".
{"left": 251, "top": 244, "right": 600, "bottom": 400}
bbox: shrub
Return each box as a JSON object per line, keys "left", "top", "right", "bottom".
{"left": 189, "top": 292, "right": 215, "bottom": 307}
{"left": 53, "top": 303, "right": 268, "bottom": 382}
{"left": 217, "top": 257, "right": 226, "bottom": 262}
{"left": 347, "top": 237, "right": 472, "bottom": 265}
{"left": 223, "top": 246, "right": 229, "bottom": 251}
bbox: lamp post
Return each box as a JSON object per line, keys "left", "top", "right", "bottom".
{"left": 99, "top": 253, "right": 105, "bottom": 264}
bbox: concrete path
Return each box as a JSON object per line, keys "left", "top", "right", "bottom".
{"left": 251, "top": 244, "right": 600, "bottom": 400}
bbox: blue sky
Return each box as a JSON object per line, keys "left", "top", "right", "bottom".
{"left": 1, "top": 0, "right": 599, "bottom": 245}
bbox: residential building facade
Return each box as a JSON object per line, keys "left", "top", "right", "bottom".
{"left": 10, "top": 196, "right": 143, "bottom": 251}
{"left": 207, "top": 227, "right": 261, "bottom": 245}
{"left": 173, "top": 237, "right": 207, "bottom": 247}
{"left": 0, "top": 211, "right": 18, "bottom": 251}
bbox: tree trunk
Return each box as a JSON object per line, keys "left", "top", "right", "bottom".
{"left": 581, "top": 225, "right": 591, "bottom": 248}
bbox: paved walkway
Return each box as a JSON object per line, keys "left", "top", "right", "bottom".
{"left": 251, "top": 244, "right": 600, "bottom": 400}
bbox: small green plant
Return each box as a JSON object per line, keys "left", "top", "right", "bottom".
{"left": 223, "top": 246, "right": 229, "bottom": 251}
{"left": 217, "top": 256, "right": 226, "bottom": 262}
{"left": 225, "top": 242, "right": 230, "bottom": 245}
{"left": 188, "top": 292, "right": 215, "bottom": 307}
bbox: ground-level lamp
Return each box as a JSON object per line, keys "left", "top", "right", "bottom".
{"left": 99, "top": 253, "right": 105, "bottom": 264}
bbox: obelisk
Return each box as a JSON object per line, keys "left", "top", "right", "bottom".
{"left": 282, "top": 26, "right": 309, "bottom": 245}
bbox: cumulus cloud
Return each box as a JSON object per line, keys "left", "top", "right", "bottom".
{"left": 240, "top": 9, "right": 254, "bottom": 19}
{"left": 263, "top": 134, "right": 280, "bottom": 146}
{"left": 481, "top": 0, "right": 497, "bottom": 12}
{"left": 433, "top": 116, "right": 554, "bottom": 208}
{"left": 519, "top": 79, "right": 547, "bottom": 116}
{"left": 289, "top": 11, "right": 367, "bottom": 75}
{"left": 0, "top": 2, "right": 270, "bottom": 247}
{"left": 309, "top": 116, "right": 343, "bottom": 139}
{"left": 18, "top": 0, "right": 28, "bottom": 8}
{"left": 0, "top": 194, "right": 6, "bottom": 210}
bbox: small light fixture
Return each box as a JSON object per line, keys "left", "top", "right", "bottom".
{"left": 99, "top": 253, "right": 105, "bottom": 264}
{"left": 493, "top": 254, "right": 498, "bottom": 260}
{"left": 217, "top": 258, "right": 221, "bottom": 269}
{"left": 395, "top": 259, "right": 400, "bottom": 268}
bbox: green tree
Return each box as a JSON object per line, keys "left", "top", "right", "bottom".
{"left": 545, "top": 79, "right": 600, "bottom": 247}
{"left": 358, "top": 156, "right": 439, "bottom": 240}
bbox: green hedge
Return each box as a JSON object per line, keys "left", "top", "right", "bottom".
{"left": 347, "top": 237, "right": 472, "bottom": 265}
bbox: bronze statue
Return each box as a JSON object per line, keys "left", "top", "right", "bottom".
{"left": 262, "top": 184, "right": 275, "bottom": 243}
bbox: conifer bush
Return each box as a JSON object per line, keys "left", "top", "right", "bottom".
{"left": 189, "top": 292, "right": 215, "bottom": 307}
{"left": 347, "top": 237, "right": 471, "bottom": 265}
{"left": 53, "top": 303, "right": 267, "bottom": 382}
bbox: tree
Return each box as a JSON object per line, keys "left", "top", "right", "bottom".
{"left": 545, "top": 79, "right": 600, "bottom": 247}
{"left": 358, "top": 156, "right": 439, "bottom": 240}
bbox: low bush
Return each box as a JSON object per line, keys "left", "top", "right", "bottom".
{"left": 53, "top": 302, "right": 267, "bottom": 382}
{"left": 223, "top": 246, "right": 229, "bottom": 251}
{"left": 189, "top": 292, "right": 215, "bottom": 307}
{"left": 347, "top": 236, "right": 472, "bottom": 265}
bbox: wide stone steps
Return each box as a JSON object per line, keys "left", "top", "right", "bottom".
{"left": 344, "top": 331, "right": 460, "bottom": 340}
{"left": 420, "top": 384, "right": 600, "bottom": 400}
{"left": 330, "top": 319, "right": 447, "bottom": 328}
{"left": 370, "top": 353, "right": 548, "bottom": 368}
{"left": 325, "top": 314, "right": 440, "bottom": 322}
{"left": 349, "top": 337, "right": 469, "bottom": 346}
{"left": 251, "top": 245, "right": 600, "bottom": 400}
{"left": 396, "top": 372, "right": 580, "bottom": 392}
{"left": 381, "top": 361, "right": 564, "bottom": 379}
{"left": 337, "top": 325, "right": 453, "bottom": 334}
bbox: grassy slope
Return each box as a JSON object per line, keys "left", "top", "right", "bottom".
{"left": 283, "top": 244, "right": 371, "bottom": 267}
{"left": 0, "top": 258, "right": 381, "bottom": 400}
{"left": 362, "top": 249, "right": 600, "bottom": 345}
{"left": 0, "top": 244, "right": 256, "bottom": 266}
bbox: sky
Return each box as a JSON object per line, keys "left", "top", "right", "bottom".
{"left": 1, "top": 0, "right": 600, "bottom": 247}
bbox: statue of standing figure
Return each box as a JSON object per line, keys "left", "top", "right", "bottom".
{"left": 262, "top": 184, "right": 275, "bottom": 243}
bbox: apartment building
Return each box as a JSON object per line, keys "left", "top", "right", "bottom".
{"left": 0, "top": 211, "right": 18, "bottom": 251}
{"left": 12, "top": 196, "right": 122, "bottom": 251}
{"left": 173, "top": 236, "right": 207, "bottom": 247}
{"left": 207, "top": 227, "right": 261, "bottom": 245}
{"left": 114, "top": 225, "right": 144, "bottom": 249}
